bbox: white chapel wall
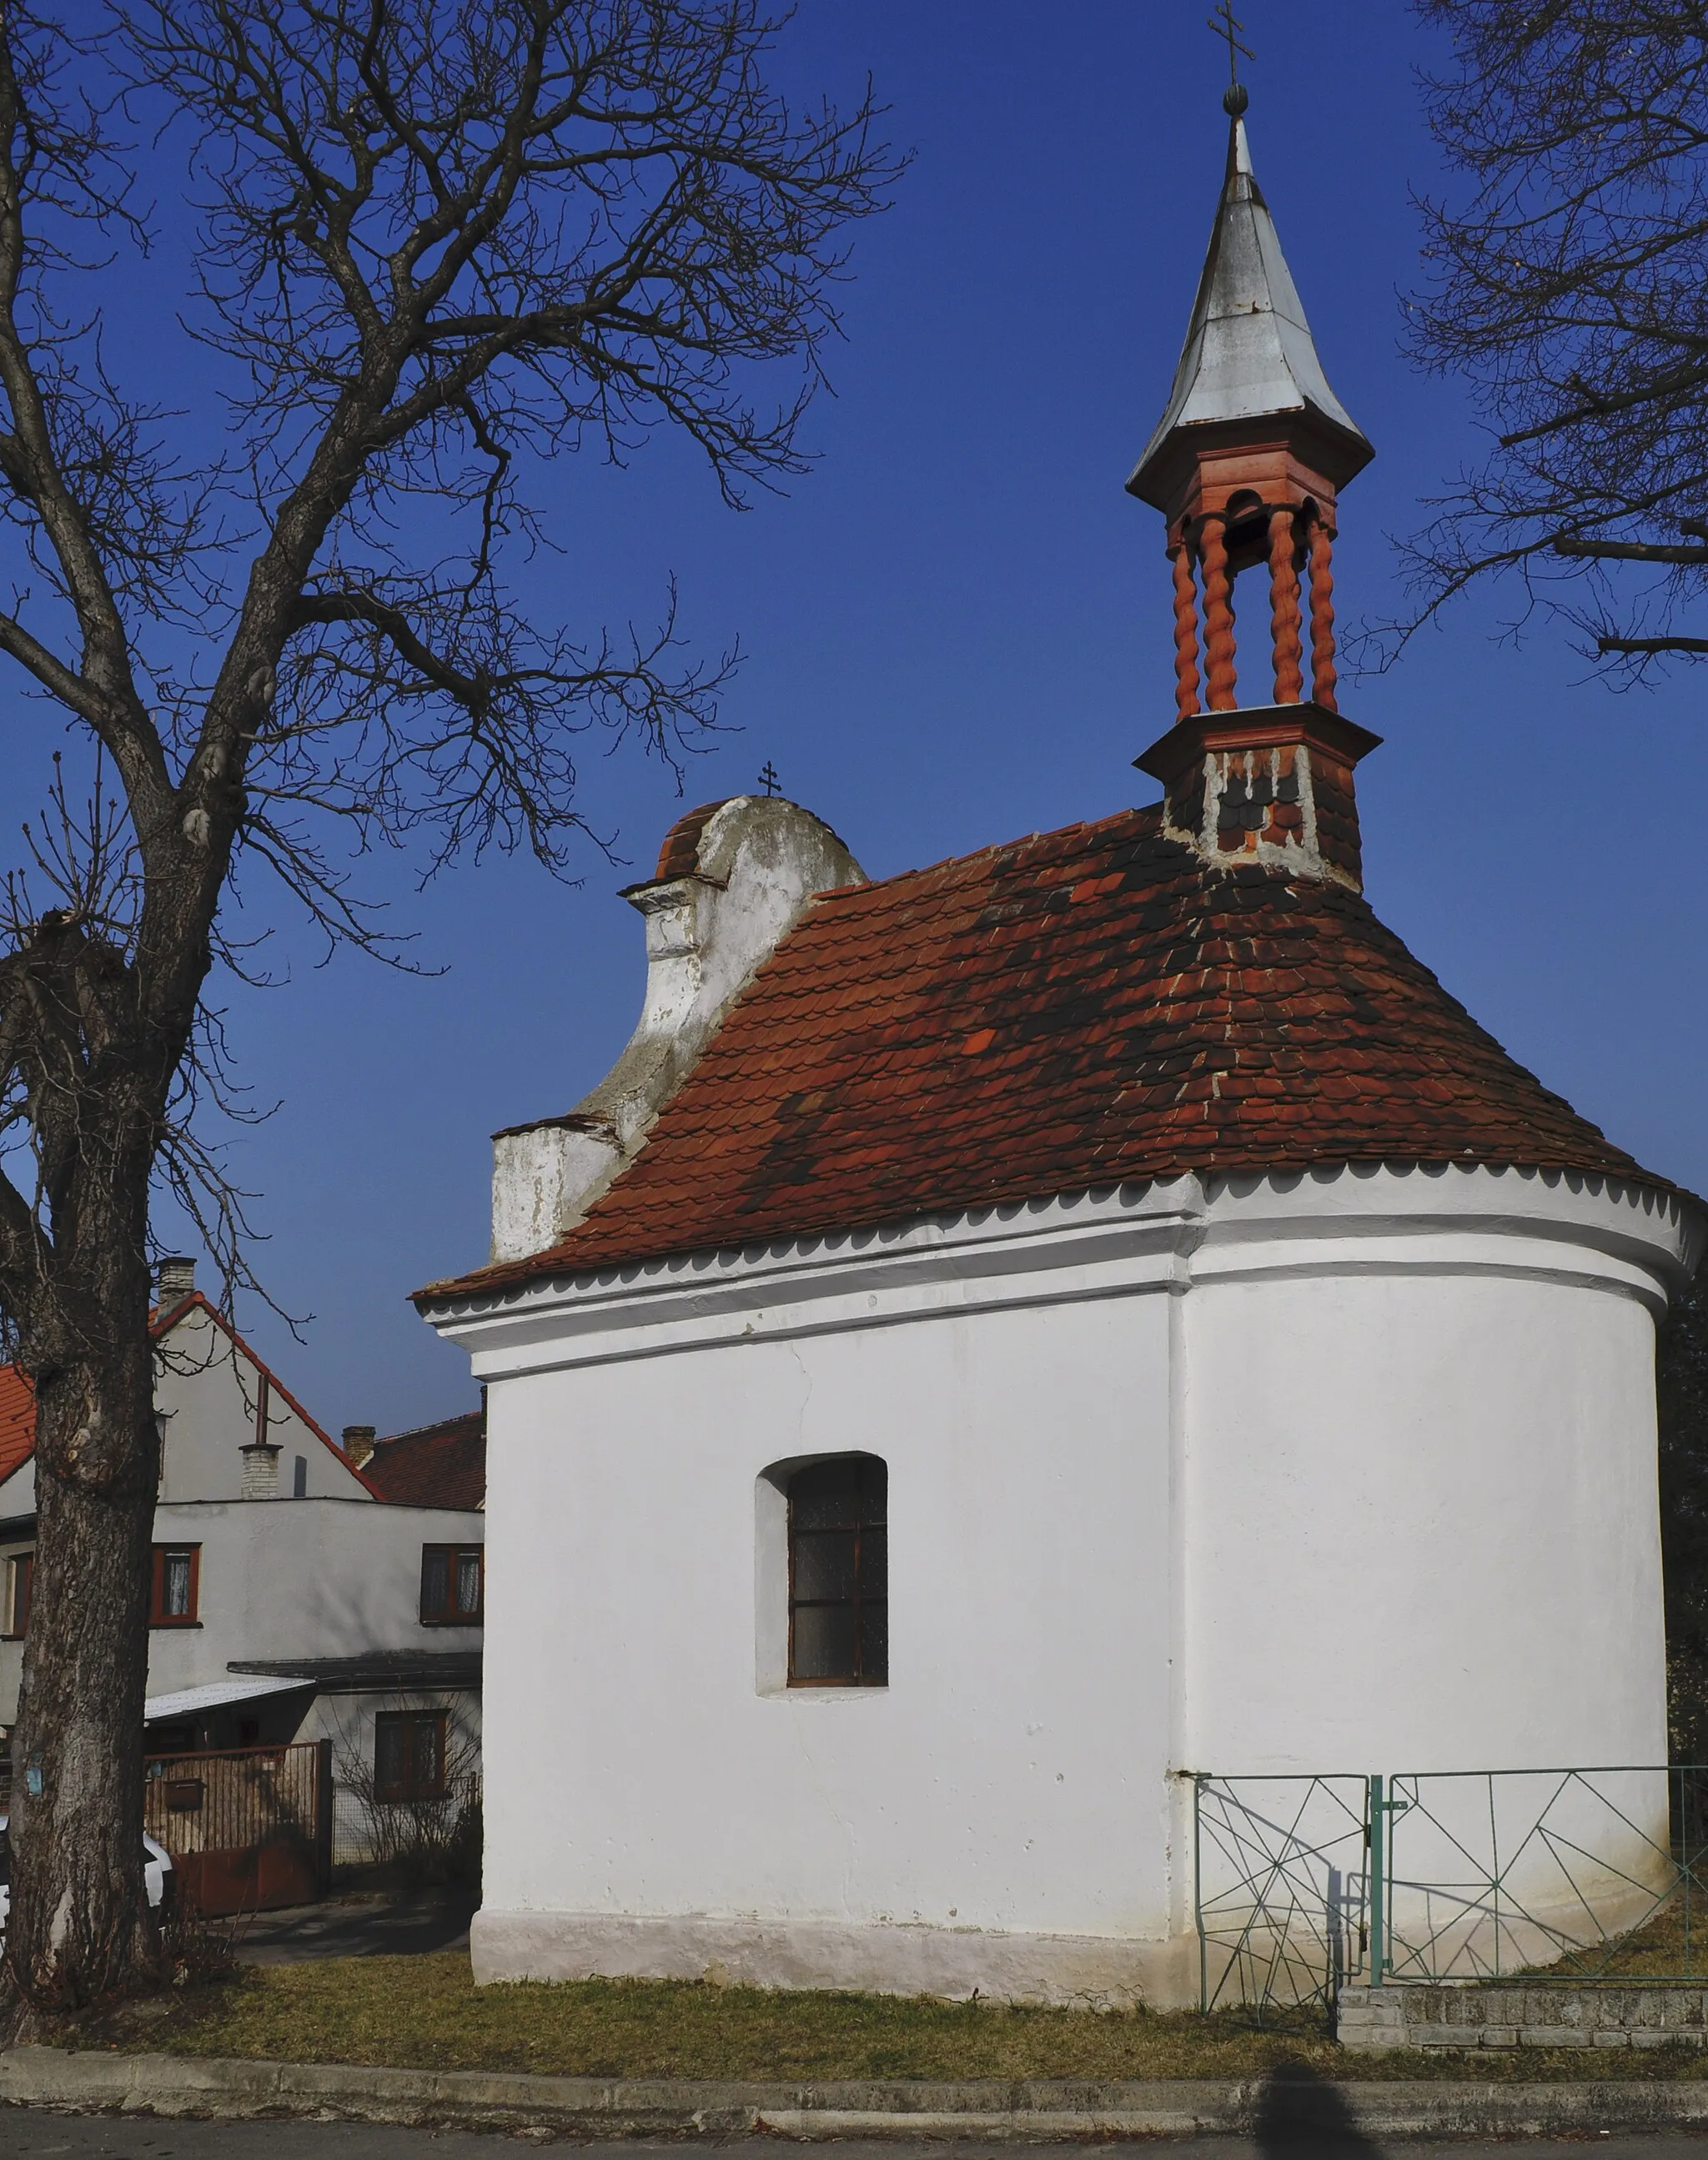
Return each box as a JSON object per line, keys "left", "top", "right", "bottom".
{"left": 475, "top": 1282, "right": 1178, "bottom": 1985}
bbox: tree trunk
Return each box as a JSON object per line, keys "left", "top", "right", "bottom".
{"left": 3, "top": 1294, "right": 162, "bottom": 2012}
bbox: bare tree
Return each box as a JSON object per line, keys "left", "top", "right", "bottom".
{"left": 1397, "top": 2, "right": 1708, "bottom": 676}
{"left": 0, "top": 0, "right": 895, "bottom": 2015}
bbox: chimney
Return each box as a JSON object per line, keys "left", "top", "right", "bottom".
{"left": 342, "top": 1424, "right": 377, "bottom": 1470}
{"left": 240, "top": 1370, "right": 279, "bottom": 1498}
{"left": 155, "top": 1256, "right": 197, "bottom": 1304}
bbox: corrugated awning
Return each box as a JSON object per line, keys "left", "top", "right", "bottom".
{"left": 143, "top": 1674, "right": 313, "bottom": 1724}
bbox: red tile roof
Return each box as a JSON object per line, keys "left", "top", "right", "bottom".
{"left": 364, "top": 1409, "right": 485, "bottom": 1511}
{"left": 419, "top": 806, "right": 1665, "bottom": 1301}
{"left": 0, "top": 1365, "right": 34, "bottom": 1490}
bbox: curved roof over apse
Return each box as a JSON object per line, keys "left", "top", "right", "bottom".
{"left": 420, "top": 804, "right": 1666, "bottom": 1301}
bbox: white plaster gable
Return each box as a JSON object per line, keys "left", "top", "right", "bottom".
{"left": 153, "top": 1301, "right": 372, "bottom": 1504}
{"left": 490, "top": 796, "right": 864, "bottom": 1264}
{"left": 0, "top": 1455, "right": 33, "bottom": 1524}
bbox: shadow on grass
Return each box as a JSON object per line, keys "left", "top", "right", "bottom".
{"left": 1255, "top": 2061, "right": 1384, "bottom": 2157}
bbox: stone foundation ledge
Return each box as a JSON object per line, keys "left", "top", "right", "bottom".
{"left": 10, "top": 2047, "right": 1708, "bottom": 2139}
{"left": 1339, "top": 1983, "right": 1708, "bottom": 2051}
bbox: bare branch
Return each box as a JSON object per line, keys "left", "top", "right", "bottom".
{"left": 1598, "top": 635, "right": 1708, "bottom": 653}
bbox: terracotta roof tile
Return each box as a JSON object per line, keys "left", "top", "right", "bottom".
{"left": 0, "top": 1365, "right": 33, "bottom": 1489}
{"left": 364, "top": 1409, "right": 485, "bottom": 1511}
{"left": 424, "top": 807, "right": 1665, "bottom": 1300}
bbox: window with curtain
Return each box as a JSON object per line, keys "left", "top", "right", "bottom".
{"left": 420, "top": 1544, "right": 484, "bottom": 1624}
{"left": 787, "top": 1455, "right": 887, "bottom": 1686}
{"left": 148, "top": 1545, "right": 200, "bottom": 1626}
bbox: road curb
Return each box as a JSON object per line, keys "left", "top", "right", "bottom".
{"left": 10, "top": 2047, "right": 1708, "bottom": 2137}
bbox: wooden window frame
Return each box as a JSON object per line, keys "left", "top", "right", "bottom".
{"left": 373, "top": 1707, "right": 449, "bottom": 1802}
{"left": 419, "top": 1544, "right": 484, "bottom": 1625}
{"left": 148, "top": 1544, "right": 201, "bottom": 1627}
{"left": 786, "top": 1454, "right": 888, "bottom": 1689}
{"left": 3, "top": 1550, "right": 33, "bottom": 1640}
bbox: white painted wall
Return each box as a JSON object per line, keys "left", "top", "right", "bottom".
{"left": 480, "top": 1288, "right": 1176, "bottom": 1986}
{"left": 434, "top": 1164, "right": 1695, "bottom": 2004}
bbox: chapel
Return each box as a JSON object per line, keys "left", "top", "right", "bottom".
{"left": 419, "top": 94, "right": 1700, "bottom": 2007}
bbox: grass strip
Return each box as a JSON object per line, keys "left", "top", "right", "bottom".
{"left": 70, "top": 1954, "right": 1708, "bottom": 2082}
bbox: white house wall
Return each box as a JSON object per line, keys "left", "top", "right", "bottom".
{"left": 0, "top": 1497, "right": 482, "bottom": 1728}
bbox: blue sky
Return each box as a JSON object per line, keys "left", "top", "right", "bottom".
{"left": 13, "top": 2, "right": 1706, "bottom": 1434}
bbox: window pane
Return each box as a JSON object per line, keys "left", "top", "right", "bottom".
{"left": 791, "top": 1468, "right": 859, "bottom": 1531}
{"left": 859, "top": 1600, "right": 889, "bottom": 1685}
{"left": 792, "top": 1602, "right": 857, "bottom": 1681}
{"left": 857, "top": 1524, "right": 887, "bottom": 1596}
{"left": 163, "top": 1553, "right": 192, "bottom": 1617}
{"left": 455, "top": 1551, "right": 481, "bottom": 1615}
{"left": 374, "top": 1717, "right": 405, "bottom": 1791}
{"left": 793, "top": 1528, "right": 857, "bottom": 1601}
{"left": 421, "top": 1548, "right": 450, "bottom": 1615}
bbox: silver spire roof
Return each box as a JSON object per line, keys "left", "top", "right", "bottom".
{"left": 1128, "top": 114, "right": 1371, "bottom": 502}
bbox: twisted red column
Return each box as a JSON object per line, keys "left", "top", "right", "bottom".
{"left": 1268, "top": 505, "right": 1304, "bottom": 705}
{"left": 1309, "top": 516, "right": 1337, "bottom": 711}
{"left": 1200, "top": 514, "right": 1237, "bottom": 710}
{"left": 1170, "top": 535, "right": 1201, "bottom": 720}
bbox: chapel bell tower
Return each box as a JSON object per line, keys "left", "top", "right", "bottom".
{"left": 1132, "top": 86, "right": 1381, "bottom": 892}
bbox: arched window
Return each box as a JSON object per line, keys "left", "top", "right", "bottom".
{"left": 787, "top": 1454, "right": 887, "bottom": 1686}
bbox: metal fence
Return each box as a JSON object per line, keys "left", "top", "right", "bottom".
{"left": 1194, "top": 1766, "right": 1708, "bottom": 2016}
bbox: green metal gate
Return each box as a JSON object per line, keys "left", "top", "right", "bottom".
{"left": 1194, "top": 1765, "right": 1708, "bottom": 2015}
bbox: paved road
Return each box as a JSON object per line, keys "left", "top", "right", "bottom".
{"left": 231, "top": 1892, "right": 476, "bottom": 1966}
{"left": 3, "top": 2119, "right": 1708, "bottom": 2157}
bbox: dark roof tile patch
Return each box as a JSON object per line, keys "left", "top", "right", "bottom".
{"left": 652, "top": 800, "right": 734, "bottom": 881}
{"left": 364, "top": 1409, "right": 485, "bottom": 1510}
{"left": 421, "top": 806, "right": 1660, "bottom": 1300}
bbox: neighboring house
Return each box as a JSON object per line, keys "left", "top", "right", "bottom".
{"left": 416, "top": 100, "right": 1701, "bottom": 2008}
{"left": 0, "top": 1263, "right": 484, "bottom": 1862}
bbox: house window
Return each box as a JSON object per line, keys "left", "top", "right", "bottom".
{"left": 374, "top": 1709, "right": 447, "bottom": 1801}
{"left": 292, "top": 1454, "right": 307, "bottom": 1499}
{"left": 420, "top": 1545, "right": 483, "bottom": 1625}
{"left": 787, "top": 1455, "right": 887, "bottom": 1686}
{"left": 148, "top": 1545, "right": 200, "bottom": 1626}
{"left": 3, "top": 1552, "right": 33, "bottom": 1639}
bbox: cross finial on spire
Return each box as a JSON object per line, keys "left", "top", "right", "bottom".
{"left": 1208, "top": 2, "right": 1252, "bottom": 115}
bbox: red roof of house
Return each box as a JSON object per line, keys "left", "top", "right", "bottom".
{"left": 0, "top": 1365, "right": 34, "bottom": 1489}
{"left": 364, "top": 1409, "right": 485, "bottom": 1510}
{"left": 421, "top": 806, "right": 1663, "bottom": 1302}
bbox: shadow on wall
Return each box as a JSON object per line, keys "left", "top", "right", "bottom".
{"left": 1255, "top": 2062, "right": 1384, "bottom": 2157}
